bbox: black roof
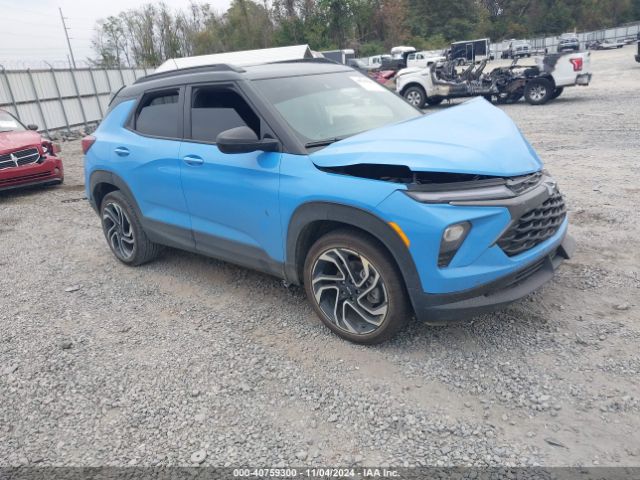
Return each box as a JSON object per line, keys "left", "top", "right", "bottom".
{"left": 112, "top": 59, "right": 352, "bottom": 106}
{"left": 242, "top": 60, "right": 351, "bottom": 80}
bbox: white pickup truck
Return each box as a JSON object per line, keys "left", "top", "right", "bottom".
{"left": 396, "top": 51, "right": 592, "bottom": 107}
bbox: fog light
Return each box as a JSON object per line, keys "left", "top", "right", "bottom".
{"left": 443, "top": 224, "right": 467, "bottom": 243}
{"left": 438, "top": 222, "right": 471, "bottom": 268}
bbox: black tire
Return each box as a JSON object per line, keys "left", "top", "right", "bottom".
{"left": 303, "top": 229, "right": 410, "bottom": 344}
{"left": 425, "top": 96, "right": 444, "bottom": 106}
{"left": 524, "top": 78, "right": 554, "bottom": 105}
{"left": 100, "top": 190, "right": 162, "bottom": 266}
{"left": 551, "top": 87, "right": 564, "bottom": 99}
{"left": 403, "top": 86, "right": 426, "bottom": 108}
{"left": 496, "top": 92, "right": 523, "bottom": 104}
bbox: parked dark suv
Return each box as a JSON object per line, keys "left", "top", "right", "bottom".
{"left": 558, "top": 34, "right": 580, "bottom": 52}
{"left": 84, "top": 59, "right": 573, "bottom": 344}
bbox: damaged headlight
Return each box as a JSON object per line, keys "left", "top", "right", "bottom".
{"left": 404, "top": 185, "right": 515, "bottom": 204}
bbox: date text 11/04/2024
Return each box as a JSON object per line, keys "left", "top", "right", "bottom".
{"left": 232, "top": 468, "right": 400, "bottom": 477}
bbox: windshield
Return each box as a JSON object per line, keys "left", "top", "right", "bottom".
{"left": 253, "top": 71, "right": 421, "bottom": 148}
{"left": 0, "top": 111, "right": 26, "bottom": 133}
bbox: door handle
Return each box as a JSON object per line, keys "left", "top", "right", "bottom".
{"left": 114, "top": 147, "right": 130, "bottom": 157}
{"left": 183, "top": 155, "right": 204, "bottom": 166}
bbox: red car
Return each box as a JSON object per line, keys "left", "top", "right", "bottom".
{"left": 0, "top": 109, "right": 63, "bottom": 192}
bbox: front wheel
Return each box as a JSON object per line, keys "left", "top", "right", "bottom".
{"left": 304, "top": 230, "right": 410, "bottom": 344}
{"left": 403, "top": 86, "right": 426, "bottom": 108}
{"left": 524, "top": 78, "right": 553, "bottom": 105}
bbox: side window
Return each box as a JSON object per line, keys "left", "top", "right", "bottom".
{"left": 134, "top": 90, "right": 180, "bottom": 138}
{"left": 189, "top": 86, "right": 260, "bottom": 143}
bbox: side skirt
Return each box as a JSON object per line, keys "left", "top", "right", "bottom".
{"left": 142, "top": 218, "right": 285, "bottom": 280}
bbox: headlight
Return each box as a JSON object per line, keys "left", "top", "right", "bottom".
{"left": 439, "top": 222, "right": 471, "bottom": 268}
{"left": 405, "top": 185, "right": 514, "bottom": 204}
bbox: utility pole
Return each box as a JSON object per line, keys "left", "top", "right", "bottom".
{"left": 59, "top": 7, "right": 76, "bottom": 69}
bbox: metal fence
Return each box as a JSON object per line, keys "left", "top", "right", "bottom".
{"left": 491, "top": 22, "right": 640, "bottom": 55}
{"left": 0, "top": 67, "right": 150, "bottom": 136}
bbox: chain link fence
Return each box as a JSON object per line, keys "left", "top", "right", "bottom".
{"left": 491, "top": 21, "right": 640, "bottom": 56}
{"left": 0, "top": 66, "right": 151, "bottom": 138}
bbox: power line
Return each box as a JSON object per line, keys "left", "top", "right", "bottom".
{"left": 0, "top": 16, "right": 95, "bottom": 30}
{"left": 0, "top": 2, "right": 56, "bottom": 17}
{"left": 2, "top": 30, "right": 93, "bottom": 41}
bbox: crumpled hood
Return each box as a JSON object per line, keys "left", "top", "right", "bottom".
{"left": 0, "top": 131, "right": 41, "bottom": 154}
{"left": 311, "top": 98, "right": 542, "bottom": 177}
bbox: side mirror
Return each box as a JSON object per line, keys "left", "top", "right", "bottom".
{"left": 27, "top": 124, "right": 39, "bottom": 131}
{"left": 216, "top": 126, "right": 279, "bottom": 154}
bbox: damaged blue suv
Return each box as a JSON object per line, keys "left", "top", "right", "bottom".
{"left": 84, "top": 60, "right": 574, "bottom": 344}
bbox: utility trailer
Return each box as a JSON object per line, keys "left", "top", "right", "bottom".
{"left": 448, "top": 38, "right": 491, "bottom": 64}
{"left": 321, "top": 49, "right": 356, "bottom": 65}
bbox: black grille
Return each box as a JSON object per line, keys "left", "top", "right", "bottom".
{"left": 498, "top": 192, "right": 566, "bottom": 257}
{"left": 0, "top": 148, "right": 41, "bottom": 170}
{"left": 506, "top": 172, "right": 542, "bottom": 195}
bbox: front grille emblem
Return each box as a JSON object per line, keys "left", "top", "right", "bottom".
{"left": 10, "top": 153, "right": 18, "bottom": 167}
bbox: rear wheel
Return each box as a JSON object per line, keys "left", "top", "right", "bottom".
{"left": 551, "top": 87, "right": 564, "bottom": 99}
{"left": 524, "top": 78, "right": 553, "bottom": 105}
{"left": 496, "top": 92, "right": 523, "bottom": 104}
{"left": 100, "top": 191, "right": 162, "bottom": 266}
{"left": 303, "top": 230, "right": 410, "bottom": 344}
{"left": 403, "top": 86, "right": 426, "bottom": 108}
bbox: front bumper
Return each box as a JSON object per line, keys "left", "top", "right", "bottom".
{"left": 411, "top": 233, "right": 575, "bottom": 323}
{"left": 0, "top": 155, "right": 63, "bottom": 192}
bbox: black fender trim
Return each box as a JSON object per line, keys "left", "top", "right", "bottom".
{"left": 284, "top": 202, "right": 423, "bottom": 310}
{"left": 89, "top": 170, "right": 194, "bottom": 251}
{"left": 89, "top": 170, "right": 142, "bottom": 217}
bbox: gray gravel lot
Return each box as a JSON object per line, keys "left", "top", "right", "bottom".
{"left": 1, "top": 47, "right": 639, "bottom": 468}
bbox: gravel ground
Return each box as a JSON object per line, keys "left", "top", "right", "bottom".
{"left": 1, "top": 47, "right": 639, "bottom": 468}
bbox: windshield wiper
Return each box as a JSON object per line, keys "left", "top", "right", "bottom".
{"left": 305, "top": 137, "right": 344, "bottom": 149}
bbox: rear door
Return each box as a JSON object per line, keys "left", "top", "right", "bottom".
{"left": 178, "top": 83, "right": 282, "bottom": 275}
{"left": 114, "top": 87, "right": 193, "bottom": 248}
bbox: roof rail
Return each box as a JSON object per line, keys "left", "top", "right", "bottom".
{"left": 134, "top": 64, "right": 244, "bottom": 84}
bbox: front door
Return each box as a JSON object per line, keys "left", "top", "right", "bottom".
{"left": 178, "top": 84, "right": 282, "bottom": 275}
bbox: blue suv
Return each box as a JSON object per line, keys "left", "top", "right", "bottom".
{"left": 84, "top": 60, "right": 574, "bottom": 344}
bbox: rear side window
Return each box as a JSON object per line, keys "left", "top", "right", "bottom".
{"left": 189, "top": 86, "right": 260, "bottom": 143}
{"left": 134, "top": 90, "right": 180, "bottom": 138}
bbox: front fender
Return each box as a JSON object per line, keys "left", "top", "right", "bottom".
{"left": 284, "top": 201, "right": 422, "bottom": 311}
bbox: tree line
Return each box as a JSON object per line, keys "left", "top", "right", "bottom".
{"left": 90, "top": 0, "right": 640, "bottom": 68}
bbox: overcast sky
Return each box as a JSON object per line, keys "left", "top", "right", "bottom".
{"left": 0, "top": 0, "right": 231, "bottom": 69}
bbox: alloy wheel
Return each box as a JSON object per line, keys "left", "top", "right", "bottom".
{"left": 405, "top": 90, "right": 422, "bottom": 107}
{"left": 311, "top": 248, "right": 389, "bottom": 335}
{"left": 103, "top": 202, "right": 135, "bottom": 260}
{"left": 529, "top": 85, "right": 547, "bottom": 102}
